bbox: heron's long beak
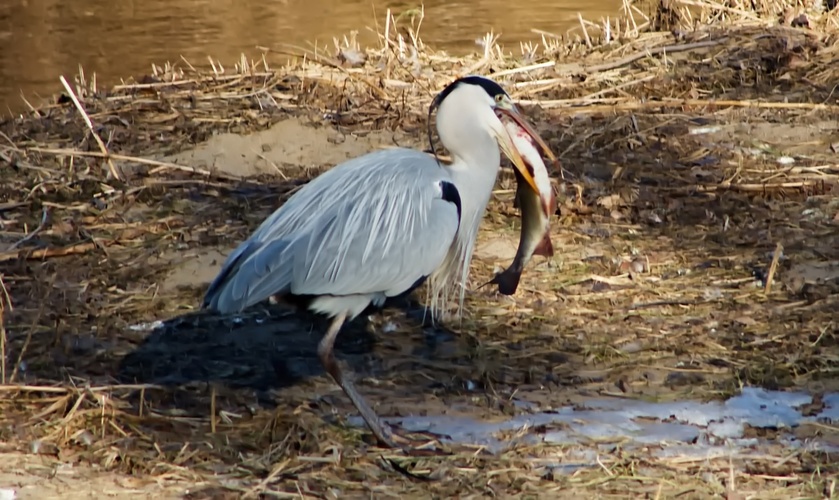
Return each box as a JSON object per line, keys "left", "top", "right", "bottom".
{"left": 493, "top": 125, "right": 539, "bottom": 193}
{"left": 493, "top": 103, "right": 557, "bottom": 194}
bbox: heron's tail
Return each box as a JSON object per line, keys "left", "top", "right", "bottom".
{"left": 202, "top": 239, "right": 294, "bottom": 314}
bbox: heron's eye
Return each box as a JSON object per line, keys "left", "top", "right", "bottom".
{"left": 494, "top": 94, "right": 504, "bottom": 103}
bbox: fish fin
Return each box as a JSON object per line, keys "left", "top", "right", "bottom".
{"left": 533, "top": 233, "right": 554, "bottom": 257}
{"left": 488, "top": 270, "right": 522, "bottom": 295}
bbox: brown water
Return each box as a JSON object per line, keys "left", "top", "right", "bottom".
{"left": 0, "top": 0, "right": 621, "bottom": 114}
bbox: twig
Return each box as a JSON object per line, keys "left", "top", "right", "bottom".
{"left": 0, "top": 275, "right": 10, "bottom": 384}
{"left": 680, "top": 0, "right": 763, "bottom": 21}
{"left": 0, "top": 131, "right": 19, "bottom": 150}
{"left": 9, "top": 274, "right": 52, "bottom": 383}
{"left": 210, "top": 384, "right": 217, "bottom": 434}
{"left": 664, "top": 180, "right": 825, "bottom": 195}
{"left": 27, "top": 147, "right": 242, "bottom": 181}
{"left": 553, "top": 38, "right": 729, "bottom": 77}
{"left": 628, "top": 299, "right": 704, "bottom": 310}
{"left": 764, "top": 242, "right": 783, "bottom": 295}
{"left": 517, "top": 97, "right": 839, "bottom": 112}
{"left": 245, "top": 459, "right": 293, "bottom": 499}
{"left": 0, "top": 240, "right": 119, "bottom": 264}
{"left": 58, "top": 75, "right": 123, "bottom": 181}
{"left": 578, "top": 13, "right": 594, "bottom": 48}
{"left": 7, "top": 207, "right": 48, "bottom": 251}
{"left": 0, "top": 383, "right": 168, "bottom": 393}
{"left": 109, "top": 71, "right": 272, "bottom": 92}
{"left": 579, "top": 74, "right": 658, "bottom": 101}
{"left": 492, "top": 62, "right": 554, "bottom": 78}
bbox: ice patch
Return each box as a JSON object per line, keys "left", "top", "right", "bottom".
{"left": 127, "top": 320, "right": 164, "bottom": 332}
{"left": 348, "top": 387, "right": 839, "bottom": 458}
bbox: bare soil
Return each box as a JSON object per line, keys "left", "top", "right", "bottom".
{"left": 4, "top": 111, "right": 839, "bottom": 498}
{"left": 2, "top": 11, "right": 839, "bottom": 498}
{"left": 0, "top": 452, "right": 189, "bottom": 500}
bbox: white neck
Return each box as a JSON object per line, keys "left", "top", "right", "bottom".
{"left": 423, "top": 81, "right": 507, "bottom": 321}
{"left": 427, "top": 130, "right": 501, "bottom": 320}
{"left": 447, "top": 139, "right": 501, "bottom": 236}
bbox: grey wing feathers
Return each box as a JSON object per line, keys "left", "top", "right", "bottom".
{"left": 202, "top": 148, "right": 460, "bottom": 314}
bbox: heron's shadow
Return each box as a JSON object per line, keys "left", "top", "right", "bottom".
{"left": 116, "top": 295, "right": 447, "bottom": 393}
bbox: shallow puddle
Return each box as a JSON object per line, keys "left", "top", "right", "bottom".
{"left": 351, "top": 388, "right": 839, "bottom": 459}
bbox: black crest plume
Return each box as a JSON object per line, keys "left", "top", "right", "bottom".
{"left": 426, "top": 76, "right": 509, "bottom": 165}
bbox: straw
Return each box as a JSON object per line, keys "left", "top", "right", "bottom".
{"left": 0, "top": 0, "right": 838, "bottom": 496}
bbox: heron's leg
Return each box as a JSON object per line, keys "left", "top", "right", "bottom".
{"left": 317, "top": 312, "right": 399, "bottom": 448}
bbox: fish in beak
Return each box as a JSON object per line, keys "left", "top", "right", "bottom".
{"left": 491, "top": 99, "right": 558, "bottom": 193}
{"left": 486, "top": 107, "right": 559, "bottom": 295}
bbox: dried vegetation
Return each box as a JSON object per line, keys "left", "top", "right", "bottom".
{"left": 2, "top": 0, "right": 839, "bottom": 497}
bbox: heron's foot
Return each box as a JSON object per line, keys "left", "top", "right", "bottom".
{"left": 367, "top": 421, "right": 451, "bottom": 456}
{"left": 365, "top": 418, "right": 401, "bottom": 448}
{"left": 365, "top": 418, "right": 416, "bottom": 448}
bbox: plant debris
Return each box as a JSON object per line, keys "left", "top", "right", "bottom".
{"left": 2, "top": 0, "right": 839, "bottom": 497}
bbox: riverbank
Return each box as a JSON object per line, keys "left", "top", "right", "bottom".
{"left": 1, "top": 1, "right": 838, "bottom": 498}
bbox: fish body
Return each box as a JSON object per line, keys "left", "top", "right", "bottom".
{"left": 489, "top": 119, "right": 557, "bottom": 295}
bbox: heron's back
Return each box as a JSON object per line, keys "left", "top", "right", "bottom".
{"left": 202, "top": 148, "right": 461, "bottom": 317}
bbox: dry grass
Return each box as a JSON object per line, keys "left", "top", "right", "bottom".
{"left": 2, "top": 0, "right": 839, "bottom": 497}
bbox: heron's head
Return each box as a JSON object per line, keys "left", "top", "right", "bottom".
{"left": 428, "top": 75, "right": 556, "bottom": 194}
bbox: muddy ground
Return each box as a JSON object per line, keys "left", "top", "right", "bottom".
{"left": 1, "top": 19, "right": 839, "bottom": 498}
{"left": 1, "top": 107, "right": 838, "bottom": 497}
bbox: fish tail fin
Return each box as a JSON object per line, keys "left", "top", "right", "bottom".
{"left": 488, "top": 269, "right": 523, "bottom": 296}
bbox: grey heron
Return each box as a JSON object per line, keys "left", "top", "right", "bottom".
{"left": 202, "top": 75, "right": 557, "bottom": 448}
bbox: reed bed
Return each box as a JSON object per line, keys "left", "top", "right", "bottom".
{"left": 1, "top": 0, "right": 839, "bottom": 497}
